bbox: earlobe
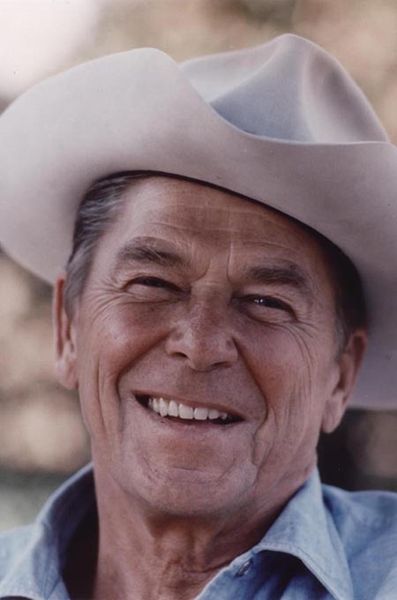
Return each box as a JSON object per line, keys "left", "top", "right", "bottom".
{"left": 53, "top": 274, "right": 79, "bottom": 390}
{"left": 322, "top": 329, "right": 368, "bottom": 433}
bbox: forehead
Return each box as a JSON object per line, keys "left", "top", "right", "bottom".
{"left": 111, "top": 175, "right": 322, "bottom": 254}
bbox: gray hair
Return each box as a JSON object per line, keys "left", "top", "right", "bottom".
{"left": 64, "top": 171, "right": 148, "bottom": 316}
{"left": 64, "top": 172, "right": 367, "bottom": 346}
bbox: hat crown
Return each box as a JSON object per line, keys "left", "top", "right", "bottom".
{"left": 181, "top": 34, "right": 388, "bottom": 143}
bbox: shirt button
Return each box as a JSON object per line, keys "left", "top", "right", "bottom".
{"left": 236, "top": 559, "right": 252, "bottom": 577}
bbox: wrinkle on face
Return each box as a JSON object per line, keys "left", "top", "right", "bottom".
{"left": 67, "top": 175, "right": 345, "bottom": 520}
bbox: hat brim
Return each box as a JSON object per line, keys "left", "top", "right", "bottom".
{"left": 1, "top": 48, "right": 397, "bottom": 409}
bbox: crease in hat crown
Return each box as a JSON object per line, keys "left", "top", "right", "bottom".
{"left": 181, "top": 33, "right": 388, "bottom": 142}
{"left": 1, "top": 33, "right": 397, "bottom": 410}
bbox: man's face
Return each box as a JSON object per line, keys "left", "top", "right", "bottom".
{"left": 57, "top": 176, "right": 362, "bottom": 517}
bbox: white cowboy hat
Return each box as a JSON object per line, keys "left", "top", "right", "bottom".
{"left": 0, "top": 33, "right": 396, "bottom": 410}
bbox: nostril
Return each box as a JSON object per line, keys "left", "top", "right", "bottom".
{"left": 165, "top": 328, "right": 238, "bottom": 371}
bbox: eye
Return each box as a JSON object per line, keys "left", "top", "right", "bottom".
{"left": 123, "top": 276, "right": 182, "bottom": 301}
{"left": 130, "top": 276, "right": 178, "bottom": 290}
{"left": 247, "top": 295, "right": 288, "bottom": 310}
{"left": 238, "top": 294, "right": 295, "bottom": 321}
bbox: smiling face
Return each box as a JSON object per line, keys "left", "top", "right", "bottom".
{"left": 55, "top": 176, "right": 365, "bottom": 518}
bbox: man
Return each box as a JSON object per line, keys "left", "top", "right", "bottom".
{"left": 0, "top": 33, "right": 396, "bottom": 599}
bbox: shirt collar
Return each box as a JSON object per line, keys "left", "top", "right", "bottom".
{"left": 254, "top": 468, "right": 354, "bottom": 600}
{"left": 0, "top": 464, "right": 94, "bottom": 600}
{"left": 0, "top": 465, "right": 353, "bottom": 600}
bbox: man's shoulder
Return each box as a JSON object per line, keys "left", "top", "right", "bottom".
{"left": 323, "top": 481, "right": 397, "bottom": 534}
{"left": 322, "top": 482, "right": 397, "bottom": 597}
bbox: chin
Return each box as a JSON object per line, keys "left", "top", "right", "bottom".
{"left": 121, "top": 463, "right": 247, "bottom": 518}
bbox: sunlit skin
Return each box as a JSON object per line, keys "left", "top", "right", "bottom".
{"left": 54, "top": 176, "right": 366, "bottom": 599}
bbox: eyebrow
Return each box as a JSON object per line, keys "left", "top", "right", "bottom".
{"left": 247, "top": 264, "right": 313, "bottom": 297}
{"left": 114, "top": 238, "right": 186, "bottom": 270}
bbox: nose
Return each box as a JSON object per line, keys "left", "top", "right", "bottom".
{"left": 165, "top": 300, "right": 238, "bottom": 372}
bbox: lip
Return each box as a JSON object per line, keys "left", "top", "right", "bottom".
{"left": 132, "top": 389, "right": 245, "bottom": 422}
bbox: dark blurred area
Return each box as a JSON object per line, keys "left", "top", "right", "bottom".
{"left": 0, "top": 0, "right": 396, "bottom": 529}
{"left": 319, "top": 412, "right": 397, "bottom": 492}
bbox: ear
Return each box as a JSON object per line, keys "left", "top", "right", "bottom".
{"left": 53, "top": 274, "right": 79, "bottom": 390}
{"left": 322, "top": 329, "right": 368, "bottom": 433}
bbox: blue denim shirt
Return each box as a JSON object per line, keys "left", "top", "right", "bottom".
{"left": 0, "top": 464, "right": 396, "bottom": 599}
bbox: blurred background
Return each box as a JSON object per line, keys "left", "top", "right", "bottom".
{"left": 0, "top": 0, "right": 396, "bottom": 530}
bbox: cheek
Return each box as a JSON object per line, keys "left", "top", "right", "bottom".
{"left": 246, "top": 324, "right": 320, "bottom": 397}
{"left": 245, "top": 325, "right": 333, "bottom": 465}
{"left": 78, "top": 301, "right": 169, "bottom": 372}
{"left": 74, "top": 302, "right": 170, "bottom": 441}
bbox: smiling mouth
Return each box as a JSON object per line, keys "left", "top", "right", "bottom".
{"left": 135, "top": 394, "right": 243, "bottom": 426}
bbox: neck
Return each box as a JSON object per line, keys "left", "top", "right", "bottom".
{"left": 85, "top": 462, "right": 310, "bottom": 600}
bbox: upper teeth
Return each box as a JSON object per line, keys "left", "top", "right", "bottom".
{"left": 147, "top": 397, "right": 230, "bottom": 421}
